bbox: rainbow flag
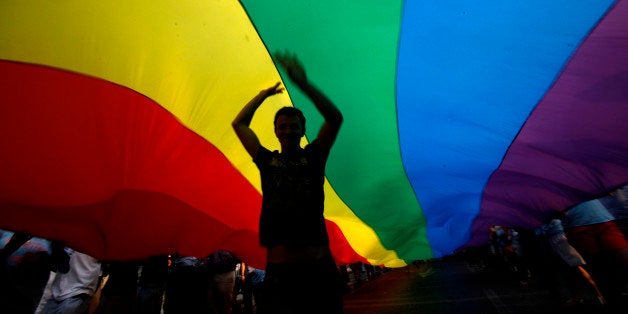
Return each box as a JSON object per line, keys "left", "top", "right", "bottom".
{"left": 1, "top": 1, "right": 626, "bottom": 268}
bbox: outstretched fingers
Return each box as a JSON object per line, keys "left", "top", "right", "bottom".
{"left": 263, "top": 82, "right": 284, "bottom": 97}
{"left": 274, "top": 51, "right": 307, "bottom": 84}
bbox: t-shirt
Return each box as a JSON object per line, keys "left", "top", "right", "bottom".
{"left": 562, "top": 199, "right": 615, "bottom": 228}
{"left": 50, "top": 250, "right": 101, "bottom": 300}
{"left": 254, "top": 141, "right": 330, "bottom": 247}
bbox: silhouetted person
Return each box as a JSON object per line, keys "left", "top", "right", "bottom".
{"left": 40, "top": 249, "right": 101, "bottom": 314}
{"left": 137, "top": 255, "right": 169, "bottom": 314}
{"left": 163, "top": 256, "right": 208, "bottom": 314}
{"left": 206, "top": 250, "right": 240, "bottom": 314}
{"left": 94, "top": 261, "right": 139, "bottom": 314}
{"left": 232, "top": 52, "right": 343, "bottom": 314}
{"left": 538, "top": 215, "right": 606, "bottom": 306}
{"left": 562, "top": 198, "right": 628, "bottom": 311}
{"left": 0, "top": 231, "right": 69, "bottom": 314}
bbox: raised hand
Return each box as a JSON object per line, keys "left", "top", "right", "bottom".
{"left": 275, "top": 51, "right": 307, "bottom": 85}
{"left": 261, "top": 82, "right": 284, "bottom": 98}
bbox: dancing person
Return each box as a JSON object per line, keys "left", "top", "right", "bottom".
{"left": 232, "top": 52, "right": 343, "bottom": 314}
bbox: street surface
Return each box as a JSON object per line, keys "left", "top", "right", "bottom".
{"left": 343, "top": 256, "right": 621, "bottom": 314}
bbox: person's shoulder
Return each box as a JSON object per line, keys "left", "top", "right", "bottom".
{"left": 254, "top": 145, "right": 276, "bottom": 162}
{"left": 571, "top": 198, "right": 606, "bottom": 212}
{"left": 305, "top": 139, "right": 333, "bottom": 161}
{"left": 304, "top": 139, "right": 324, "bottom": 152}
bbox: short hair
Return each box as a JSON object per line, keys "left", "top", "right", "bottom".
{"left": 274, "top": 106, "right": 306, "bottom": 133}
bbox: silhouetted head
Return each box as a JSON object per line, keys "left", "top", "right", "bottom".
{"left": 274, "top": 107, "right": 306, "bottom": 151}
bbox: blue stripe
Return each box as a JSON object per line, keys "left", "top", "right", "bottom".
{"left": 396, "top": 0, "right": 615, "bottom": 256}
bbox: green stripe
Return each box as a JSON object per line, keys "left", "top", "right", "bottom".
{"left": 240, "top": 1, "right": 432, "bottom": 261}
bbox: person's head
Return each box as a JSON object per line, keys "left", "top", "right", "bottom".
{"left": 274, "top": 107, "right": 306, "bottom": 151}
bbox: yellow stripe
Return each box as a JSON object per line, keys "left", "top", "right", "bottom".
{"left": 325, "top": 184, "right": 407, "bottom": 266}
{"left": 0, "top": 1, "right": 403, "bottom": 266}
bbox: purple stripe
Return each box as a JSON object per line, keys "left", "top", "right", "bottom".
{"left": 470, "top": 0, "right": 628, "bottom": 246}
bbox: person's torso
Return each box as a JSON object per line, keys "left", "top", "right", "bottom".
{"left": 255, "top": 143, "right": 329, "bottom": 248}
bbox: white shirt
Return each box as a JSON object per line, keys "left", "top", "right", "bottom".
{"left": 50, "top": 250, "right": 101, "bottom": 300}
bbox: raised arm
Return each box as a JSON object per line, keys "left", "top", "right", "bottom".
{"left": 275, "top": 52, "right": 343, "bottom": 151}
{"left": 232, "top": 82, "right": 284, "bottom": 158}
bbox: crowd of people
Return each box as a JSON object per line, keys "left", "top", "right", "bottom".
{"left": 3, "top": 192, "right": 625, "bottom": 314}
{"left": 0, "top": 233, "right": 387, "bottom": 314}
{"left": 478, "top": 186, "right": 628, "bottom": 311}
{"left": 1, "top": 188, "right": 627, "bottom": 314}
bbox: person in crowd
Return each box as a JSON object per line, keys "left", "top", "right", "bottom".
{"left": 40, "top": 249, "right": 102, "bottom": 314}
{"left": 136, "top": 255, "right": 169, "bottom": 314}
{"left": 163, "top": 255, "right": 209, "bottom": 314}
{"left": 537, "top": 214, "right": 606, "bottom": 306}
{"left": 562, "top": 197, "right": 628, "bottom": 310}
{"left": 350, "top": 262, "right": 364, "bottom": 286}
{"left": 365, "top": 263, "right": 377, "bottom": 281}
{"left": 338, "top": 265, "right": 352, "bottom": 294}
{"left": 489, "top": 226, "right": 510, "bottom": 268}
{"left": 235, "top": 261, "right": 265, "bottom": 314}
{"left": 600, "top": 185, "right": 628, "bottom": 221}
{"left": 232, "top": 51, "right": 344, "bottom": 314}
{"left": 94, "top": 261, "right": 139, "bottom": 314}
{"left": 205, "top": 250, "right": 241, "bottom": 314}
{"left": 0, "top": 230, "right": 69, "bottom": 314}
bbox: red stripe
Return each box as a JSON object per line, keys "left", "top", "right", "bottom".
{"left": 326, "top": 220, "right": 369, "bottom": 265}
{"left": 0, "top": 61, "right": 266, "bottom": 264}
